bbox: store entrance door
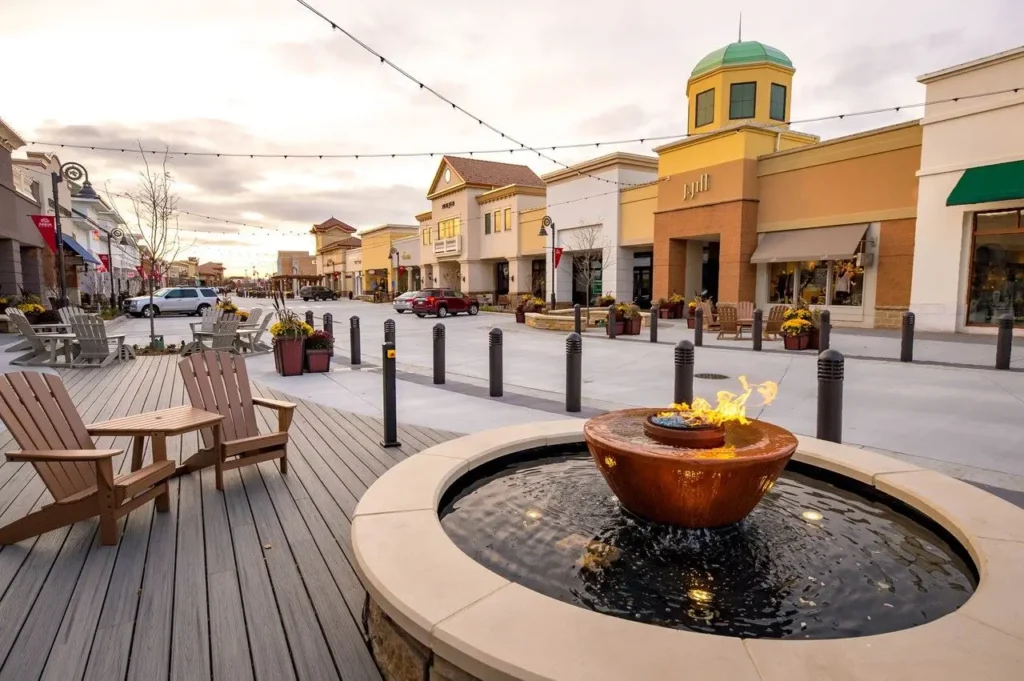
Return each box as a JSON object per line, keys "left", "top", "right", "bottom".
{"left": 702, "top": 242, "right": 720, "bottom": 302}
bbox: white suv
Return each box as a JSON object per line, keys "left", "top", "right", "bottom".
{"left": 126, "top": 287, "right": 220, "bottom": 318}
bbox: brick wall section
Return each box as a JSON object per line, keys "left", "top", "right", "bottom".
{"left": 875, "top": 218, "right": 916, "bottom": 308}
{"left": 654, "top": 200, "right": 759, "bottom": 303}
{"left": 875, "top": 306, "right": 910, "bottom": 329}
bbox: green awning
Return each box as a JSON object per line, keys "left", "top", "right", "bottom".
{"left": 946, "top": 160, "right": 1024, "bottom": 206}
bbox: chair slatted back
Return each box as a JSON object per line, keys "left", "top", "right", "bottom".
{"left": 0, "top": 373, "right": 96, "bottom": 501}
{"left": 246, "top": 308, "right": 263, "bottom": 327}
{"left": 6, "top": 309, "right": 47, "bottom": 354}
{"left": 209, "top": 316, "right": 239, "bottom": 352}
{"left": 718, "top": 305, "right": 738, "bottom": 332}
{"left": 71, "top": 315, "right": 109, "bottom": 358}
{"left": 199, "top": 307, "right": 223, "bottom": 334}
{"left": 736, "top": 302, "right": 754, "bottom": 321}
{"left": 249, "top": 313, "right": 272, "bottom": 347}
{"left": 58, "top": 306, "right": 87, "bottom": 326}
{"left": 699, "top": 301, "right": 715, "bottom": 329}
{"left": 178, "top": 351, "right": 259, "bottom": 449}
{"left": 765, "top": 305, "right": 786, "bottom": 334}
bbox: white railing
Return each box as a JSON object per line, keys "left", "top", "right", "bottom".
{"left": 432, "top": 235, "right": 461, "bottom": 255}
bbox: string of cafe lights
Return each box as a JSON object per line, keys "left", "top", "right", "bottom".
{"left": 23, "top": 80, "right": 1024, "bottom": 162}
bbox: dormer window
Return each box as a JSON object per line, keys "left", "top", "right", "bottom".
{"left": 770, "top": 83, "right": 787, "bottom": 121}
{"left": 695, "top": 88, "right": 715, "bottom": 128}
{"left": 729, "top": 82, "right": 757, "bottom": 120}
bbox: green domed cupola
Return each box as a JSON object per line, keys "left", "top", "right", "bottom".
{"left": 691, "top": 41, "right": 793, "bottom": 78}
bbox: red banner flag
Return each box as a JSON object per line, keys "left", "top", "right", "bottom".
{"left": 135, "top": 265, "right": 145, "bottom": 278}
{"left": 553, "top": 247, "right": 564, "bottom": 269}
{"left": 98, "top": 254, "right": 110, "bottom": 273}
{"left": 30, "top": 215, "right": 57, "bottom": 253}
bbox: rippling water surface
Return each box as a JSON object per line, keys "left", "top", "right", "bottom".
{"left": 440, "top": 450, "right": 976, "bottom": 639}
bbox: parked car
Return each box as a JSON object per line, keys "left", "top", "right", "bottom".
{"left": 125, "top": 287, "right": 220, "bottom": 318}
{"left": 299, "top": 286, "right": 339, "bottom": 301}
{"left": 412, "top": 289, "right": 479, "bottom": 318}
{"left": 392, "top": 291, "right": 419, "bottom": 313}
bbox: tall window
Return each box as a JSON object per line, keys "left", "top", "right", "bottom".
{"left": 421, "top": 227, "right": 432, "bottom": 245}
{"left": 494, "top": 210, "right": 503, "bottom": 233}
{"left": 484, "top": 212, "right": 491, "bottom": 234}
{"left": 769, "top": 260, "right": 865, "bottom": 307}
{"left": 729, "top": 82, "right": 756, "bottom": 120}
{"left": 967, "top": 209, "right": 1024, "bottom": 325}
{"left": 695, "top": 88, "right": 715, "bottom": 128}
{"left": 437, "top": 218, "right": 461, "bottom": 239}
{"left": 770, "top": 83, "right": 787, "bottom": 121}
{"left": 504, "top": 208, "right": 512, "bottom": 231}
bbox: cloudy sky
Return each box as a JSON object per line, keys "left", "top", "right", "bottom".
{"left": 2, "top": 0, "right": 1021, "bottom": 275}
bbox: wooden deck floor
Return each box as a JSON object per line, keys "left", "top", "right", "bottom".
{"left": 0, "top": 356, "right": 459, "bottom": 681}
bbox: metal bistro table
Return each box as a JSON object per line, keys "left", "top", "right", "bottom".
{"left": 87, "top": 406, "right": 226, "bottom": 506}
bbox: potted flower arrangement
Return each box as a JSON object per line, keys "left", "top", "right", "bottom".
{"left": 597, "top": 294, "right": 616, "bottom": 308}
{"left": 304, "top": 330, "right": 333, "bottom": 373}
{"left": 668, "top": 292, "right": 686, "bottom": 319}
{"left": 269, "top": 295, "right": 313, "bottom": 376}
{"left": 514, "top": 294, "right": 531, "bottom": 323}
{"left": 236, "top": 310, "right": 250, "bottom": 323}
{"left": 607, "top": 302, "right": 642, "bottom": 336}
{"left": 523, "top": 297, "right": 547, "bottom": 315}
{"left": 656, "top": 298, "right": 671, "bottom": 319}
{"left": 17, "top": 301, "right": 46, "bottom": 324}
{"left": 781, "top": 306, "right": 815, "bottom": 350}
{"left": 217, "top": 299, "right": 239, "bottom": 314}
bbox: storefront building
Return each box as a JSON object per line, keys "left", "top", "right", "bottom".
{"left": 311, "top": 217, "right": 361, "bottom": 293}
{"left": 911, "top": 46, "right": 1024, "bottom": 333}
{"left": 358, "top": 224, "right": 417, "bottom": 297}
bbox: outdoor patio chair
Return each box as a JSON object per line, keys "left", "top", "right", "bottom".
{"left": 198, "top": 316, "right": 239, "bottom": 353}
{"left": 177, "top": 351, "right": 296, "bottom": 490}
{"left": 699, "top": 301, "right": 719, "bottom": 330}
{"left": 717, "top": 305, "right": 743, "bottom": 340}
{"left": 242, "top": 307, "right": 263, "bottom": 328}
{"left": 736, "top": 301, "right": 754, "bottom": 321}
{"left": 0, "top": 372, "right": 175, "bottom": 545}
{"left": 70, "top": 315, "right": 124, "bottom": 368}
{"left": 237, "top": 313, "right": 272, "bottom": 355}
{"left": 6, "top": 309, "right": 54, "bottom": 366}
{"left": 764, "top": 305, "right": 787, "bottom": 340}
{"left": 58, "top": 305, "right": 89, "bottom": 326}
{"left": 189, "top": 306, "right": 224, "bottom": 342}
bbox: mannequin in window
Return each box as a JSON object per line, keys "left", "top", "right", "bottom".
{"left": 834, "top": 264, "right": 853, "bottom": 305}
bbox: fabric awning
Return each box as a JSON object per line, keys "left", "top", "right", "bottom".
{"left": 750, "top": 224, "right": 868, "bottom": 264}
{"left": 61, "top": 234, "right": 101, "bottom": 265}
{"left": 946, "top": 160, "right": 1024, "bottom": 206}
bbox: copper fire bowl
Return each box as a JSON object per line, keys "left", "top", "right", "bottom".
{"left": 584, "top": 408, "right": 798, "bottom": 528}
{"left": 642, "top": 417, "right": 726, "bottom": 448}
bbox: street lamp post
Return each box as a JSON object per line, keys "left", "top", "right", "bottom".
{"left": 538, "top": 216, "right": 556, "bottom": 308}
{"left": 106, "top": 226, "right": 129, "bottom": 309}
{"left": 51, "top": 161, "right": 97, "bottom": 306}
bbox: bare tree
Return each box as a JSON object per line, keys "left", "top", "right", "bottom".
{"left": 566, "top": 222, "right": 615, "bottom": 323}
{"left": 110, "top": 147, "right": 187, "bottom": 348}
{"left": 442, "top": 265, "right": 461, "bottom": 290}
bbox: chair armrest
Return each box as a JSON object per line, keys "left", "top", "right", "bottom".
{"left": 189, "top": 322, "right": 201, "bottom": 332}
{"left": 6, "top": 449, "right": 121, "bottom": 463}
{"left": 253, "top": 397, "right": 296, "bottom": 411}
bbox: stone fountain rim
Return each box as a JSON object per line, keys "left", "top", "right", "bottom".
{"left": 351, "top": 419, "right": 1024, "bottom": 681}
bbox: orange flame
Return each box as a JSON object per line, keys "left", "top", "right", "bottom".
{"left": 658, "top": 376, "right": 778, "bottom": 427}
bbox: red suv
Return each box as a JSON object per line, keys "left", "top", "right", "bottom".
{"left": 412, "top": 288, "right": 479, "bottom": 318}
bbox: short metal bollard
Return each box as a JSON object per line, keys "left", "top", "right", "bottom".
{"left": 489, "top": 328, "right": 503, "bottom": 397}
{"left": 816, "top": 349, "right": 844, "bottom": 443}
{"left": 674, "top": 340, "right": 694, "bottom": 406}
{"left": 818, "top": 309, "right": 831, "bottom": 352}
{"left": 305, "top": 310, "right": 314, "bottom": 327}
{"left": 323, "top": 313, "right": 334, "bottom": 357}
{"left": 384, "top": 318, "right": 396, "bottom": 345}
{"left": 900, "top": 311, "right": 914, "bottom": 363}
{"left": 566, "top": 332, "right": 582, "bottom": 413}
{"left": 996, "top": 313, "right": 1014, "bottom": 370}
{"left": 349, "top": 315, "right": 361, "bottom": 365}
{"left": 607, "top": 304, "right": 616, "bottom": 339}
{"left": 432, "top": 323, "right": 445, "bottom": 384}
{"left": 650, "top": 305, "right": 659, "bottom": 343}
{"left": 380, "top": 341, "right": 401, "bottom": 448}
{"left": 752, "top": 308, "right": 763, "bottom": 352}
{"left": 573, "top": 304, "right": 582, "bottom": 336}
{"left": 694, "top": 307, "right": 704, "bottom": 347}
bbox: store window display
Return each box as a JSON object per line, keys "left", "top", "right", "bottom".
{"left": 768, "top": 260, "right": 864, "bottom": 307}
{"left": 967, "top": 209, "right": 1024, "bottom": 325}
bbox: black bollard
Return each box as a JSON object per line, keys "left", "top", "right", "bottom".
{"left": 650, "top": 305, "right": 659, "bottom": 343}
{"left": 996, "top": 313, "right": 1014, "bottom": 370}
{"left": 606, "top": 304, "right": 616, "bottom": 339}
{"left": 432, "top": 323, "right": 445, "bottom": 385}
{"left": 489, "top": 328, "right": 503, "bottom": 397}
{"left": 380, "top": 341, "right": 401, "bottom": 448}
{"left": 752, "top": 308, "right": 763, "bottom": 352}
{"left": 900, "top": 311, "right": 914, "bottom": 363}
{"left": 305, "top": 310, "right": 314, "bottom": 328}
{"left": 323, "top": 313, "right": 334, "bottom": 358}
{"left": 349, "top": 315, "right": 361, "bottom": 365}
{"left": 816, "top": 349, "right": 844, "bottom": 443}
{"left": 818, "top": 309, "right": 831, "bottom": 352}
{"left": 674, "top": 340, "right": 694, "bottom": 406}
{"left": 694, "top": 307, "right": 704, "bottom": 347}
{"left": 384, "top": 318, "right": 396, "bottom": 345}
{"left": 566, "top": 332, "right": 582, "bottom": 412}
{"left": 573, "top": 304, "right": 582, "bottom": 336}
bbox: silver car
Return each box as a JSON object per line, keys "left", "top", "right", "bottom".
{"left": 392, "top": 291, "right": 419, "bottom": 313}
{"left": 126, "top": 287, "right": 220, "bottom": 318}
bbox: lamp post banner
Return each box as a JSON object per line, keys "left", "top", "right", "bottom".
{"left": 30, "top": 215, "right": 58, "bottom": 253}
{"left": 98, "top": 254, "right": 110, "bottom": 272}
{"left": 553, "top": 247, "right": 564, "bottom": 269}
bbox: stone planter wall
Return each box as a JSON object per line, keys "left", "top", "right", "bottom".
{"left": 874, "top": 305, "right": 909, "bottom": 330}
{"left": 367, "top": 599, "right": 480, "bottom": 681}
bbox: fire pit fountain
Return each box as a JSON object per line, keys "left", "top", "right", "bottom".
{"left": 584, "top": 377, "right": 795, "bottom": 528}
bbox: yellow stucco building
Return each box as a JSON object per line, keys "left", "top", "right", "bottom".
{"left": 358, "top": 224, "right": 418, "bottom": 296}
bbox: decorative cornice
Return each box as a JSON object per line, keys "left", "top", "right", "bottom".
{"left": 476, "top": 184, "right": 546, "bottom": 204}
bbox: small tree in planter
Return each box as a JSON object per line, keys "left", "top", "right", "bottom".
{"left": 305, "top": 330, "right": 333, "bottom": 373}
{"left": 269, "top": 293, "right": 313, "bottom": 376}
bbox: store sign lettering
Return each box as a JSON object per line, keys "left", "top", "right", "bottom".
{"left": 683, "top": 173, "right": 710, "bottom": 201}
{"left": 441, "top": 200, "right": 455, "bottom": 209}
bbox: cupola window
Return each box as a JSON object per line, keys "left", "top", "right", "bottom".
{"left": 695, "top": 88, "right": 715, "bottom": 128}
{"left": 729, "top": 82, "right": 757, "bottom": 120}
{"left": 770, "top": 83, "right": 787, "bottom": 121}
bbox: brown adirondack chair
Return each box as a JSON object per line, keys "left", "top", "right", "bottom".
{"left": 177, "top": 351, "right": 295, "bottom": 490}
{"left": 699, "top": 301, "right": 719, "bottom": 329}
{"left": 764, "top": 305, "right": 787, "bottom": 340}
{"left": 0, "top": 372, "right": 175, "bottom": 545}
{"left": 736, "top": 301, "right": 754, "bottom": 321}
{"left": 717, "top": 305, "right": 743, "bottom": 340}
